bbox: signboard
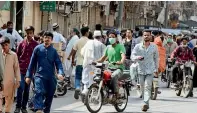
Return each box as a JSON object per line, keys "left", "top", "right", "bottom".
{"left": 40, "top": 1, "right": 56, "bottom": 12}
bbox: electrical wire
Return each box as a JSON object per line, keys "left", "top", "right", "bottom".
{"left": 16, "top": 7, "right": 23, "bottom": 16}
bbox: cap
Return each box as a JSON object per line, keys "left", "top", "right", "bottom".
{"left": 93, "top": 30, "right": 102, "bottom": 37}
{"left": 52, "top": 23, "right": 59, "bottom": 29}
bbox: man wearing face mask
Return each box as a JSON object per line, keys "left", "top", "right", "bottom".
{"left": 164, "top": 36, "right": 178, "bottom": 57}
{"left": 171, "top": 37, "right": 195, "bottom": 88}
{"left": 0, "top": 21, "right": 23, "bottom": 52}
{"left": 131, "top": 30, "right": 159, "bottom": 112}
{"left": 97, "top": 30, "right": 126, "bottom": 103}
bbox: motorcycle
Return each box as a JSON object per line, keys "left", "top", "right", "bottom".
{"left": 161, "top": 57, "right": 174, "bottom": 88}
{"left": 175, "top": 59, "right": 195, "bottom": 98}
{"left": 85, "top": 62, "right": 130, "bottom": 113}
{"left": 54, "top": 78, "right": 68, "bottom": 97}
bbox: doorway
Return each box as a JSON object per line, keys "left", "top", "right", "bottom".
{"left": 16, "top": 1, "right": 23, "bottom": 32}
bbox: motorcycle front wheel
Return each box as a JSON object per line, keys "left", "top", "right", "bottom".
{"left": 57, "top": 84, "right": 67, "bottom": 96}
{"left": 182, "top": 69, "right": 193, "bottom": 98}
{"left": 85, "top": 84, "right": 103, "bottom": 113}
{"left": 114, "top": 87, "right": 128, "bottom": 112}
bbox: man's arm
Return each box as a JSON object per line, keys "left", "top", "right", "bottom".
{"left": 97, "top": 45, "right": 108, "bottom": 63}
{"left": 26, "top": 47, "right": 38, "bottom": 79}
{"left": 0, "top": 47, "right": 4, "bottom": 84}
{"left": 60, "top": 34, "right": 67, "bottom": 51}
{"left": 153, "top": 46, "right": 159, "bottom": 73}
{"left": 131, "top": 44, "right": 141, "bottom": 61}
{"left": 16, "top": 42, "right": 22, "bottom": 60}
{"left": 15, "top": 30, "right": 23, "bottom": 44}
{"left": 14, "top": 54, "right": 21, "bottom": 82}
{"left": 189, "top": 49, "right": 195, "bottom": 61}
{"left": 54, "top": 50, "right": 64, "bottom": 75}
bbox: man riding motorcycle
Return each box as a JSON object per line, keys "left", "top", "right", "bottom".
{"left": 97, "top": 30, "right": 126, "bottom": 100}
{"left": 171, "top": 37, "right": 196, "bottom": 89}
{"left": 164, "top": 35, "right": 178, "bottom": 57}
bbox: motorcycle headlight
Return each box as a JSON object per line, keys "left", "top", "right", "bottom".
{"left": 167, "top": 58, "right": 172, "bottom": 62}
{"left": 180, "top": 65, "right": 184, "bottom": 70}
{"left": 94, "top": 68, "right": 101, "bottom": 74}
{"left": 185, "top": 62, "right": 191, "bottom": 67}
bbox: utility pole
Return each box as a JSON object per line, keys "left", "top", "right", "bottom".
{"left": 164, "top": 1, "right": 168, "bottom": 28}
{"left": 117, "top": 1, "right": 124, "bottom": 30}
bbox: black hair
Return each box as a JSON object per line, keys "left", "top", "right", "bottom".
{"left": 135, "top": 27, "right": 140, "bottom": 31}
{"left": 43, "top": 31, "right": 53, "bottom": 39}
{"left": 181, "top": 37, "right": 189, "bottom": 41}
{"left": 25, "top": 26, "right": 35, "bottom": 33}
{"left": 143, "top": 29, "right": 152, "bottom": 34}
{"left": 160, "top": 36, "right": 164, "bottom": 42}
{"left": 38, "top": 30, "right": 45, "bottom": 36}
{"left": 88, "top": 32, "right": 93, "bottom": 39}
{"left": 95, "top": 24, "right": 102, "bottom": 30}
{"left": 139, "top": 30, "right": 143, "bottom": 36}
{"left": 80, "top": 27, "right": 89, "bottom": 36}
{"left": 7, "top": 21, "right": 13, "bottom": 26}
{"left": 127, "top": 29, "right": 133, "bottom": 33}
{"left": 108, "top": 30, "right": 117, "bottom": 37}
{"left": 0, "top": 36, "right": 10, "bottom": 45}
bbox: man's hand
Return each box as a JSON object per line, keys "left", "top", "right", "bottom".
{"left": 57, "top": 74, "right": 65, "bottom": 81}
{"left": 25, "top": 78, "right": 31, "bottom": 85}
{"left": 72, "top": 61, "right": 76, "bottom": 66}
{"left": 116, "top": 61, "right": 123, "bottom": 65}
{"left": 154, "top": 72, "right": 158, "bottom": 77}
{"left": 15, "top": 81, "right": 20, "bottom": 88}
{"left": 137, "top": 56, "right": 144, "bottom": 60}
{"left": 0, "top": 83, "right": 3, "bottom": 91}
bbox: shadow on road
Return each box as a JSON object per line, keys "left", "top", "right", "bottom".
{"left": 104, "top": 112, "right": 178, "bottom": 113}
{"left": 51, "top": 110, "right": 85, "bottom": 113}
{"left": 156, "top": 98, "right": 197, "bottom": 103}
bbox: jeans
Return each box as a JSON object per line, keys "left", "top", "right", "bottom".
{"left": 139, "top": 74, "right": 153, "bottom": 106}
{"left": 111, "top": 69, "right": 123, "bottom": 93}
{"left": 75, "top": 65, "right": 83, "bottom": 89}
{"left": 16, "top": 74, "right": 30, "bottom": 109}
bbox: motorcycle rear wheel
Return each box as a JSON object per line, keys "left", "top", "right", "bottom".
{"left": 57, "top": 84, "right": 67, "bottom": 96}
{"left": 85, "top": 84, "right": 103, "bottom": 113}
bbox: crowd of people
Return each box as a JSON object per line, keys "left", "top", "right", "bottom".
{"left": 0, "top": 21, "right": 196, "bottom": 113}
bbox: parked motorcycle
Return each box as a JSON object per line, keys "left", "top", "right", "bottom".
{"left": 85, "top": 62, "right": 130, "bottom": 113}
{"left": 54, "top": 78, "right": 68, "bottom": 97}
{"left": 175, "top": 59, "right": 194, "bottom": 98}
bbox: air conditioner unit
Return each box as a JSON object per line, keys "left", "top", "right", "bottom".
{"left": 101, "top": 6, "right": 105, "bottom": 12}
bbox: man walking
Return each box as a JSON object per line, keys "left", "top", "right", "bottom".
{"left": 0, "top": 21, "right": 23, "bottom": 52}
{"left": 15, "top": 26, "right": 38, "bottom": 113}
{"left": 131, "top": 30, "right": 159, "bottom": 112}
{"left": 25, "top": 31, "right": 64, "bottom": 113}
{"left": 68, "top": 27, "right": 89, "bottom": 99}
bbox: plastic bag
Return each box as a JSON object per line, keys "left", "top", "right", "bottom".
{"left": 130, "top": 63, "right": 138, "bottom": 80}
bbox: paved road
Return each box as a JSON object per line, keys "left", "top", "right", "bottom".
{"left": 12, "top": 81, "right": 197, "bottom": 113}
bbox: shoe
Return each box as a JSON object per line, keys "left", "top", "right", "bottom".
{"left": 142, "top": 105, "right": 149, "bottom": 112}
{"left": 21, "top": 109, "right": 28, "bottom": 113}
{"left": 14, "top": 108, "right": 21, "bottom": 113}
{"left": 74, "top": 89, "right": 80, "bottom": 100}
{"left": 190, "top": 92, "right": 193, "bottom": 97}
{"left": 36, "top": 110, "right": 43, "bottom": 113}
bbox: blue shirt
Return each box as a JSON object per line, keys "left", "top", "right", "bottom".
{"left": 131, "top": 42, "right": 159, "bottom": 75}
{"left": 26, "top": 44, "right": 64, "bottom": 80}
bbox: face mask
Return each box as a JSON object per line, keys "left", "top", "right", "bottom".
{"left": 167, "top": 38, "right": 173, "bottom": 43}
{"left": 109, "top": 38, "right": 116, "bottom": 44}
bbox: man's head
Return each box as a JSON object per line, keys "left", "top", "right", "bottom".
{"left": 95, "top": 24, "right": 102, "bottom": 30}
{"left": 181, "top": 37, "right": 189, "bottom": 47}
{"left": 93, "top": 30, "right": 102, "bottom": 39}
{"left": 126, "top": 29, "right": 133, "bottom": 38}
{"left": 52, "top": 23, "right": 59, "bottom": 31}
{"left": 143, "top": 30, "right": 152, "bottom": 42}
{"left": 7, "top": 21, "right": 13, "bottom": 29}
{"left": 135, "top": 27, "right": 139, "bottom": 31}
{"left": 25, "top": 26, "right": 35, "bottom": 40}
{"left": 88, "top": 32, "right": 93, "bottom": 39}
{"left": 0, "top": 37, "right": 10, "bottom": 52}
{"left": 43, "top": 31, "right": 53, "bottom": 46}
{"left": 81, "top": 27, "right": 89, "bottom": 37}
{"left": 71, "top": 28, "right": 79, "bottom": 37}
{"left": 108, "top": 30, "right": 117, "bottom": 45}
